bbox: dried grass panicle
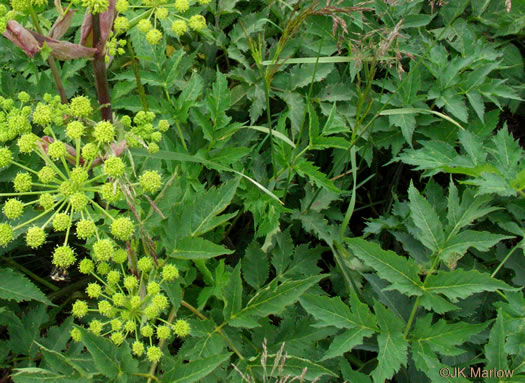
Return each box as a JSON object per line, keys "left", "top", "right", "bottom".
{"left": 233, "top": 339, "right": 324, "bottom": 383}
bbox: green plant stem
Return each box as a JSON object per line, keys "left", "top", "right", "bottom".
{"left": 91, "top": 13, "right": 113, "bottom": 122}
{"left": 491, "top": 240, "right": 523, "bottom": 278}
{"left": 146, "top": 306, "right": 176, "bottom": 383}
{"left": 181, "top": 300, "right": 245, "bottom": 361}
{"left": 128, "top": 38, "right": 149, "bottom": 111}
{"left": 29, "top": 6, "right": 67, "bottom": 104}
{"left": 404, "top": 257, "right": 440, "bottom": 338}
{"left": 4, "top": 257, "right": 59, "bottom": 292}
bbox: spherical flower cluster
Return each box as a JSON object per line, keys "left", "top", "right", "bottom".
{"left": 112, "top": 0, "right": 208, "bottom": 46}
{"left": 104, "top": 156, "right": 125, "bottom": 178}
{"left": 139, "top": 170, "right": 162, "bottom": 193}
{"left": 69, "top": 96, "right": 93, "bottom": 118}
{"left": 188, "top": 15, "right": 206, "bottom": 31}
{"left": 26, "top": 226, "right": 46, "bottom": 248}
{"left": 66, "top": 121, "right": 85, "bottom": 140}
{"left": 71, "top": 253, "right": 189, "bottom": 362}
{"left": 81, "top": 0, "right": 109, "bottom": 14}
{"left": 3, "top": 199, "right": 23, "bottom": 220}
{"left": 111, "top": 217, "right": 134, "bottom": 241}
{"left": 94, "top": 121, "right": 115, "bottom": 143}
{"left": 0, "top": 96, "right": 164, "bottom": 258}
{"left": 123, "top": 111, "right": 168, "bottom": 152}
{"left": 146, "top": 29, "right": 162, "bottom": 45}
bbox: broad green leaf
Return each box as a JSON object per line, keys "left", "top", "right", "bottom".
{"left": 162, "top": 353, "right": 232, "bottom": 383}
{"left": 77, "top": 328, "right": 120, "bottom": 379}
{"left": 446, "top": 187, "right": 499, "bottom": 237}
{"left": 0, "top": 268, "right": 51, "bottom": 305}
{"left": 466, "top": 91, "right": 485, "bottom": 122}
{"left": 36, "top": 342, "right": 90, "bottom": 378}
{"left": 289, "top": 63, "right": 335, "bottom": 90}
{"left": 442, "top": 91, "right": 468, "bottom": 123}
{"left": 322, "top": 327, "right": 373, "bottom": 360}
{"left": 411, "top": 342, "right": 470, "bottom": 383}
{"left": 223, "top": 264, "right": 242, "bottom": 321}
{"left": 402, "top": 14, "right": 434, "bottom": 28}
{"left": 271, "top": 230, "right": 294, "bottom": 276}
{"left": 164, "top": 281, "right": 182, "bottom": 315}
{"left": 229, "top": 275, "right": 325, "bottom": 328}
{"left": 411, "top": 315, "right": 488, "bottom": 356}
{"left": 419, "top": 293, "right": 459, "bottom": 314}
{"left": 424, "top": 269, "right": 517, "bottom": 302}
{"left": 292, "top": 210, "right": 337, "bottom": 245}
{"left": 485, "top": 309, "right": 508, "bottom": 374}
{"left": 242, "top": 242, "right": 269, "bottom": 289}
{"left": 372, "top": 302, "right": 408, "bottom": 383}
{"left": 169, "top": 237, "right": 234, "bottom": 259}
{"left": 281, "top": 91, "right": 305, "bottom": 134}
{"left": 458, "top": 130, "right": 486, "bottom": 165}
{"left": 189, "top": 178, "right": 240, "bottom": 237}
{"left": 471, "top": 173, "right": 517, "bottom": 197}
{"left": 207, "top": 71, "right": 230, "bottom": 128}
{"left": 389, "top": 113, "right": 416, "bottom": 145}
{"left": 440, "top": 230, "right": 511, "bottom": 263}
{"left": 131, "top": 149, "right": 282, "bottom": 204}
{"left": 395, "top": 140, "right": 457, "bottom": 176}
{"left": 408, "top": 182, "right": 445, "bottom": 252}
{"left": 346, "top": 238, "right": 423, "bottom": 296}
{"left": 490, "top": 126, "right": 523, "bottom": 177}
{"left": 299, "top": 293, "right": 377, "bottom": 331}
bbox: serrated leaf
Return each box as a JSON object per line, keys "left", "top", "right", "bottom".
{"left": 442, "top": 91, "right": 468, "bottom": 123}
{"left": 408, "top": 182, "right": 445, "bottom": 252}
{"left": 299, "top": 293, "right": 377, "bottom": 331}
{"left": 411, "top": 315, "right": 488, "bottom": 356}
{"left": 295, "top": 159, "right": 340, "bottom": 192}
{"left": 169, "top": 237, "right": 234, "bottom": 259}
{"left": 346, "top": 238, "right": 423, "bottom": 296}
{"left": 440, "top": 230, "right": 511, "bottom": 263}
{"left": 389, "top": 113, "right": 416, "bottom": 144}
{"left": 411, "top": 342, "right": 470, "bottom": 383}
{"left": 229, "top": 275, "right": 325, "bottom": 328}
{"left": 77, "top": 328, "right": 120, "bottom": 379}
{"left": 372, "top": 302, "right": 408, "bottom": 383}
{"left": 281, "top": 91, "right": 305, "bottom": 134}
{"left": 458, "top": 130, "right": 486, "bottom": 166}
{"left": 207, "top": 71, "right": 230, "bottom": 128}
{"left": 424, "top": 269, "right": 517, "bottom": 302}
{"left": 162, "top": 353, "right": 232, "bottom": 383}
{"left": 419, "top": 293, "right": 459, "bottom": 314}
{"left": 242, "top": 242, "right": 269, "bottom": 289}
{"left": 395, "top": 140, "right": 457, "bottom": 176}
{"left": 164, "top": 281, "right": 182, "bottom": 315}
{"left": 223, "top": 264, "right": 242, "bottom": 321}
{"left": 0, "top": 268, "right": 51, "bottom": 304}
{"left": 471, "top": 173, "right": 517, "bottom": 197}
{"left": 446, "top": 186, "right": 499, "bottom": 237}
{"left": 490, "top": 126, "right": 523, "bottom": 178}
{"left": 485, "top": 308, "right": 508, "bottom": 374}
{"left": 322, "top": 327, "right": 373, "bottom": 360}
{"left": 466, "top": 91, "right": 485, "bottom": 122}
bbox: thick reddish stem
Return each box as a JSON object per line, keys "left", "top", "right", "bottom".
{"left": 92, "top": 13, "right": 112, "bottom": 122}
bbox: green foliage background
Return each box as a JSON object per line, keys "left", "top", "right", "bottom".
{"left": 0, "top": 0, "right": 524, "bottom": 382}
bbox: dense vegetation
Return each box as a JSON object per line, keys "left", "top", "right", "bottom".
{"left": 0, "top": 0, "right": 523, "bottom": 382}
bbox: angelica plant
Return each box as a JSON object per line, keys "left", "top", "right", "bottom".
{"left": 0, "top": 94, "right": 166, "bottom": 272}
{"left": 70, "top": 253, "right": 190, "bottom": 362}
